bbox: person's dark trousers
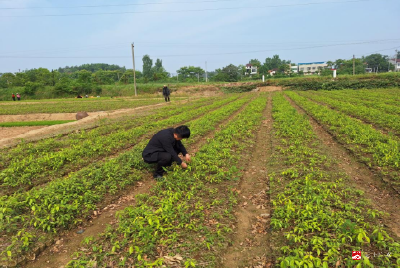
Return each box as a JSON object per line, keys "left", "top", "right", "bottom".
{"left": 144, "top": 152, "right": 173, "bottom": 177}
{"left": 164, "top": 96, "right": 170, "bottom": 102}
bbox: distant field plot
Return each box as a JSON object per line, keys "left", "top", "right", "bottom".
{"left": 1, "top": 91, "right": 399, "bottom": 268}
{"left": 0, "top": 98, "right": 167, "bottom": 114}
{"left": 0, "top": 120, "right": 74, "bottom": 127}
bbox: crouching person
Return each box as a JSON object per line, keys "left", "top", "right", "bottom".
{"left": 142, "top": 125, "right": 191, "bottom": 180}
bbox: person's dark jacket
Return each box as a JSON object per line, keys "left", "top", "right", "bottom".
{"left": 162, "top": 86, "right": 170, "bottom": 96}
{"left": 142, "top": 128, "right": 187, "bottom": 164}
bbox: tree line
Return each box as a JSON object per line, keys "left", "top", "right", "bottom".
{"left": 0, "top": 52, "right": 398, "bottom": 95}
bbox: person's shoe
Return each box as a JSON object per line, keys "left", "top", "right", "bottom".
{"left": 153, "top": 174, "right": 164, "bottom": 181}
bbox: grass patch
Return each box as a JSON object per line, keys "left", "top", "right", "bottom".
{"left": 0, "top": 120, "right": 75, "bottom": 127}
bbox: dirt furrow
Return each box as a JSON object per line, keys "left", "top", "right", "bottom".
{"left": 299, "top": 91, "right": 400, "bottom": 138}
{"left": 284, "top": 93, "right": 400, "bottom": 238}
{"left": 222, "top": 94, "right": 273, "bottom": 268}
{"left": 1, "top": 98, "right": 233, "bottom": 197}
{"left": 24, "top": 96, "right": 253, "bottom": 268}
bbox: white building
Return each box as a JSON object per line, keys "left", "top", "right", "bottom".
{"left": 245, "top": 64, "right": 258, "bottom": 75}
{"left": 298, "top": 62, "right": 328, "bottom": 75}
{"left": 389, "top": 59, "right": 400, "bottom": 72}
{"left": 290, "top": 65, "right": 298, "bottom": 73}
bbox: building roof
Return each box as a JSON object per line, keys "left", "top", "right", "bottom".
{"left": 298, "top": 62, "right": 326, "bottom": 65}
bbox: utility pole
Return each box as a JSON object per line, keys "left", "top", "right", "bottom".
{"left": 353, "top": 55, "right": 355, "bottom": 75}
{"left": 131, "top": 43, "right": 137, "bottom": 96}
{"left": 205, "top": 61, "right": 208, "bottom": 82}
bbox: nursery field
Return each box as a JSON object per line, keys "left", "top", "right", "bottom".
{"left": 0, "top": 97, "right": 178, "bottom": 115}
{"left": 0, "top": 89, "right": 400, "bottom": 268}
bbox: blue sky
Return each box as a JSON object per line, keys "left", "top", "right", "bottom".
{"left": 0, "top": 0, "right": 399, "bottom": 74}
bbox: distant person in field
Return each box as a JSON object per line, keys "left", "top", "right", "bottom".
{"left": 16, "top": 93, "right": 21, "bottom": 101}
{"left": 12, "top": 93, "right": 16, "bottom": 101}
{"left": 142, "top": 125, "right": 191, "bottom": 180}
{"left": 162, "top": 85, "right": 170, "bottom": 102}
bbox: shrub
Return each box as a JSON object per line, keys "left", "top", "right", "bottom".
{"left": 23, "top": 82, "right": 41, "bottom": 95}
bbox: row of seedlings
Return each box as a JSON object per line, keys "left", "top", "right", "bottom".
{"left": 0, "top": 97, "right": 237, "bottom": 193}
{"left": 0, "top": 95, "right": 252, "bottom": 266}
{"left": 0, "top": 97, "right": 216, "bottom": 168}
{"left": 285, "top": 91, "right": 400, "bottom": 192}
{"left": 297, "top": 91, "right": 400, "bottom": 135}
{"left": 65, "top": 95, "right": 268, "bottom": 267}
{"left": 309, "top": 90, "right": 400, "bottom": 116}
{"left": 269, "top": 93, "right": 400, "bottom": 267}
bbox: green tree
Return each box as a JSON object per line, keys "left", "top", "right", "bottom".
{"left": 249, "top": 59, "right": 261, "bottom": 68}
{"left": 334, "top": 58, "right": 365, "bottom": 75}
{"left": 0, "top": 73, "right": 16, "bottom": 87}
{"left": 24, "top": 68, "right": 52, "bottom": 85}
{"left": 364, "top": 53, "right": 393, "bottom": 72}
{"left": 23, "top": 82, "right": 41, "bottom": 95}
{"left": 214, "top": 64, "right": 239, "bottom": 82}
{"left": 142, "top": 55, "right": 153, "bottom": 80}
{"left": 77, "top": 70, "right": 93, "bottom": 83}
{"left": 93, "top": 70, "right": 119, "bottom": 85}
{"left": 14, "top": 72, "right": 28, "bottom": 86}
{"left": 151, "top": 59, "right": 169, "bottom": 81}
{"left": 177, "top": 66, "right": 205, "bottom": 81}
{"left": 153, "top": 59, "right": 163, "bottom": 73}
{"left": 58, "top": 63, "right": 126, "bottom": 73}
{"left": 54, "top": 76, "right": 73, "bottom": 94}
{"left": 260, "top": 55, "right": 291, "bottom": 75}
{"left": 238, "top": 64, "right": 246, "bottom": 76}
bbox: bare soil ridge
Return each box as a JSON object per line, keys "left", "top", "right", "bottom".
{"left": 223, "top": 94, "right": 273, "bottom": 268}
{"left": 0, "top": 102, "right": 169, "bottom": 148}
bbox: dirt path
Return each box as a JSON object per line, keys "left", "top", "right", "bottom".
{"left": 23, "top": 97, "right": 252, "bottom": 268}
{"left": 0, "top": 97, "right": 190, "bottom": 106}
{"left": 0, "top": 102, "right": 170, "bottom": 148}
{"left": 284, "top": 93, "right": 400, "bottom": 238}
{"left": 257, "top": 86, "right": 282, "bottom": 92}
{"left": 0, "top": 113, "right": 80, "bottom": 122}
{"left": 0, "top": 126, "right": 45, "bottom": 140}
{"left": 222, "top": 94, "right": 273, "bottom": 268}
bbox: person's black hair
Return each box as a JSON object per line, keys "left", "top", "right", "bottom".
{"left": 174, "top": 125, "right": 190, "bottom": 139}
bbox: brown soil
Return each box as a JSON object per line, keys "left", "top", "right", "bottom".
{"left": 0, "top": 102, "right": 169, "bottom": 148}
{"left": 284, "top": 93, "right": 400, "bottom": 238}
{"left": 257, "top": 86, "right": 283, "bottom": 92}
{"left": 0, "top": 112, "right": 91, "bottom": 122}
{"left": 0, "top": 126, "right": 46, "bottom": 140}
{"left": 222, "top": 94, "right": 273, "bottom": 268}
{"left": 25, "top": 178, "right": 155, "bottom": 268}
{"left": 175, "top": 84, "right": 223, "bottom": 97}
{"left": 22, "top": 98, "right": 250, "bottom": 268}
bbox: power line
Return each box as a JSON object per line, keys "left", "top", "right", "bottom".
{"left": 1, "top": 0, "right": 243, "bottom": 9}
{"left": 0, "top": 40, "right": 398, "bottom": 59}
{"left": 2, "top": 38, "right": 399, "bottom": 57}
{"left": 0, "top": 0, "right": 376, "bottom": 18}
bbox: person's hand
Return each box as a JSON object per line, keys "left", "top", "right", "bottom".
{"left": 185, "top": 154, "right": 191, "bottom": 162}
{"left": 181, "top": 162, "right": 188, "bottom": 169}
